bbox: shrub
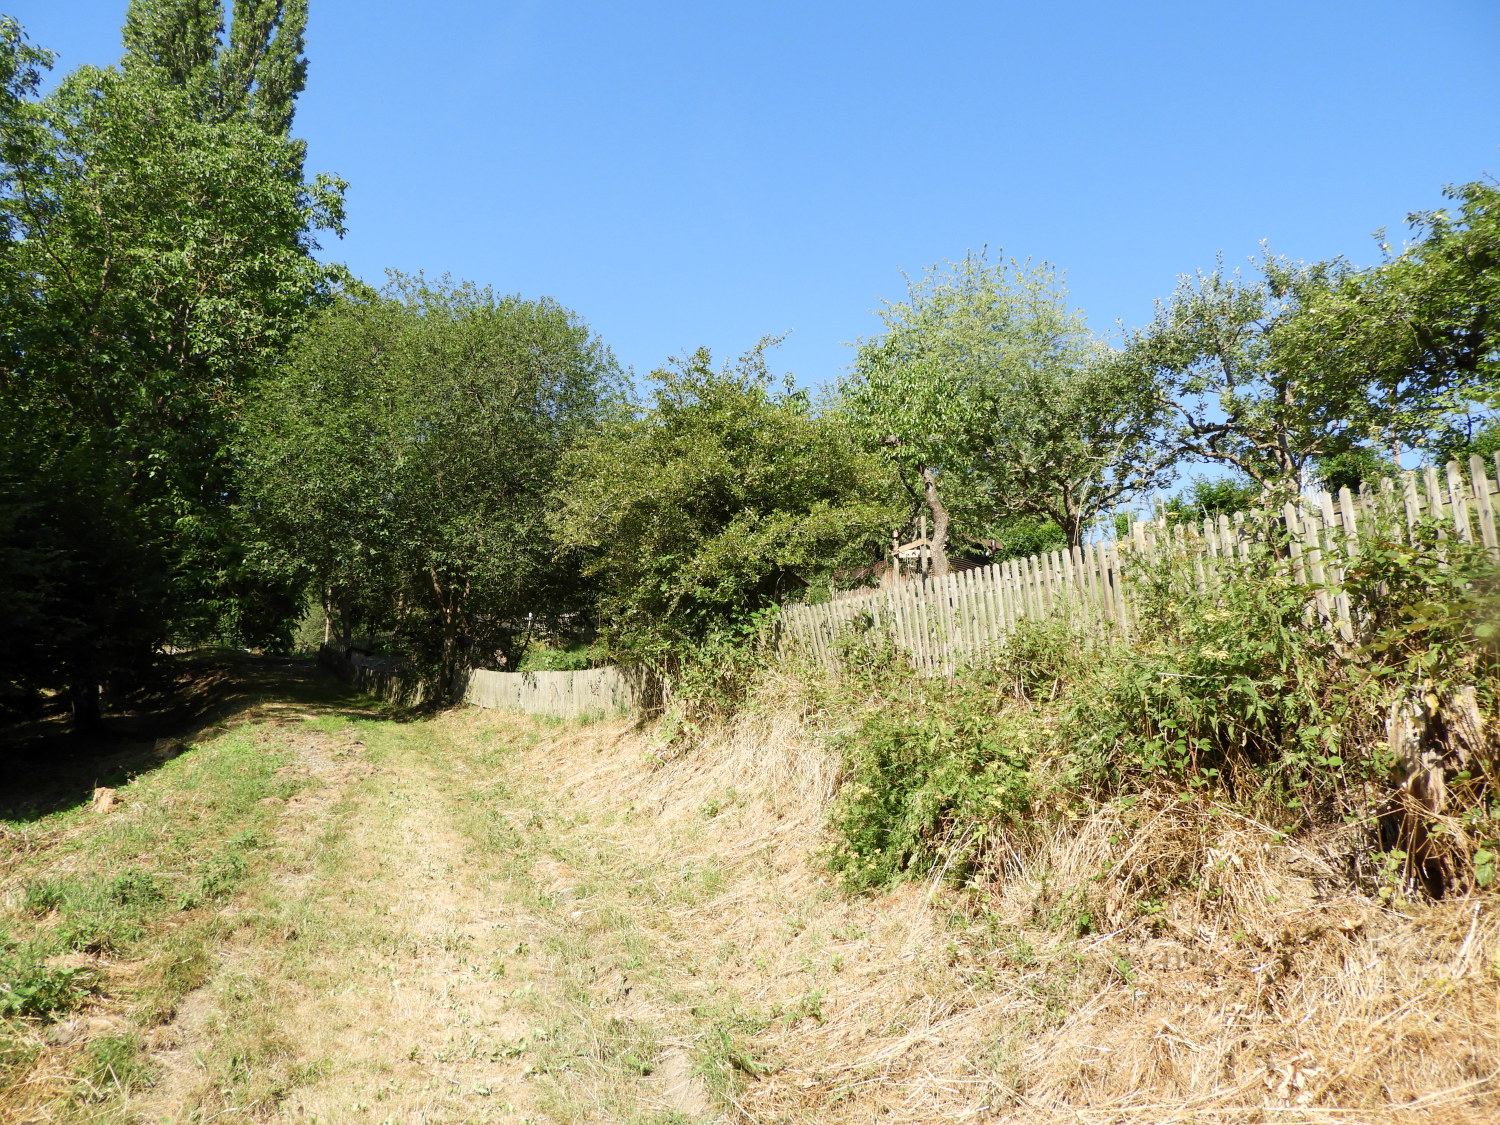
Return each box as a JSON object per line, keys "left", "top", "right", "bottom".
{"left": 822, "top": 516, "right": 1499, "bottom": 895}
{"left": 827, "top": 643, "right": 1048, "bottom": 891}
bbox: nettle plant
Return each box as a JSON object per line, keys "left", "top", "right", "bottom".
{"left": 1070, "top": 548, "right": 1357, "bottom": 812}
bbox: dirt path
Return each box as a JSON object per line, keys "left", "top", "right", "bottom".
{"left": 25, "top": 677, "right": 1490, "bottom": 1125}
{"left": 137, "top": 706, "right": 736, "bottom": 1124}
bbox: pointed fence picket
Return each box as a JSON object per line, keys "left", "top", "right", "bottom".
{"left": 778, "top": 458, "right": 1500, "bottom": 673}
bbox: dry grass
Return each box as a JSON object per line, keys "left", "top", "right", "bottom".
{"left": 5, "top": 658, "right": 1495, "bottom": 1124}
{"left": 499, "top": 669, "right": 1500, "bottom": 1124}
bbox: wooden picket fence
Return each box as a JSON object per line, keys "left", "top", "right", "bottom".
{"left": 779, "top": 455, "right": 1500, "bottom": 673}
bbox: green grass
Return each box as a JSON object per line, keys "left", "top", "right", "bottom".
{"left": 0, "top": 719, "right": 310, "bottom": 1120}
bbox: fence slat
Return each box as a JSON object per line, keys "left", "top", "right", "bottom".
{"left": 1402, "top": 472, "right": 1422, "bottom": 540}
{"left": 1424, "top": 465, "right": 1447, "bottom": 529}
{"left": 1471, "top": 454, "right": 1498, "bottom": 562}
{"left": 1446, "top": 460, "right": 1473, "bottom": 542}
{"left": 1338, "top": 486, "right": 1360, "bottom": 558}
{"left": 1284, "top": 502, "right": 1309, "bottom": 585}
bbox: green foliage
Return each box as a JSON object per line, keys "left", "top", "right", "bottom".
{"left": 975, "top": 515, "right": 1068, "bottom": 561}
{"left": 0, "top": 958, "right": 94, "bottom": 1020}
{"left": 827, "top": 637, "right": 1054, "bottom": 891}
{"left": 652, "top": 611, "right": 780, "bottom": 738}
{"left": 1297, "top": 180, "right": 1499, "bottom": 457}
{"left": 81, "top": 1032, "right": 155, "bottom": 1094}
{"left": 1068, "top": 556, "right": 1351, "bottom": 800}
{"left": 1428, "top": 416, "right": 1500, "bottom": 469}
{"left": 0, "top": 5, "right": 343, "bottom": 723}
{"left": 824, "top": 519, "right": 1498, "bottom": 892}
{"left": 1122, "top": 181, "right": 1498, "bottom": 494}
{"left": 552, "top": 342, "right": 898, "bottom": 657}
{"left": 1113, "top": 253, "right": 1375, "bottom": 490}
{"left": 243, "top": 275, "right": 622, "bottom": 693}
{"left": 122, "top": 0, "right": 308, "bottom": 134}
{"left": 1341, "top": 523, "right": 1498, "bottom": 690}
{"left": 517, "top": 641, "right": 605, "bottom": 672}
{"left": 1313, "top": 448, "right": 1398, "bottom": 494}
{"left": 107, "top": 868, "right": 165, "bottom": 909}
{"left": 842, "top": 250, "right": 1168, "bottom": 548}
{"left": 1161, "top": 475, "right": 1261, "bottom": 525}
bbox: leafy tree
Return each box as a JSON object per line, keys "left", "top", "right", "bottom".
{"left": 243, "top": 276, "right": 623, "bottom": 692}
{"left": 1295, "top": 179, "right": 1499, "bottom": 465}
{"left": 0, "top": 3, "right": 343, "bottom": 726}
{"left": 842, "top": 250, "right": 1168, "bottom": 558}
{"left": 122, "top": 0, "right": 308, "bottom": 132}
{"left": 1111, "top": 254, "right": 1379, "bottom": 492}
{"left": 1121, "top": 182, "right": 1498, "bottom": 492}
{"left": 551, "top": 343, "right": 900, "bottom": 656}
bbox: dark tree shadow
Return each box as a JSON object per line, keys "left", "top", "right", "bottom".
{"left": 0, "top": 651, "right": 390, "bottom": 824}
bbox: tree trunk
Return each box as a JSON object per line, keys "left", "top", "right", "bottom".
{"left": 919, "top": 465, "right": 950, "bottom": 577}
{"left": 70, "top": 676, "right": 102, "bottom": 735}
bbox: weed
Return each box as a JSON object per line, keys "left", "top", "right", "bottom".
{"left": 108, "top": 867, "right": 164, "bottom": 907}
{"left": 21, "top": 879, "right": 65, "bottom": 916}
{"left": 780, "top": 988, "right": 825, "bottom": 1025}
{"left": 0, "top": 956, "right": 95, "bottom": 1020}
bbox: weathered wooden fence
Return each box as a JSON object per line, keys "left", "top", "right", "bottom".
{"left": 319, "top": 647, "right": 640, "bottom": 718}
{"left": 780, "top": 456, "right": 1500, "bottom": 673}
{"left": 463, "top": 666, "right": 639, "bottom": 719}
{"left": 318, "top": 645, "right": 436, "bottom": 706}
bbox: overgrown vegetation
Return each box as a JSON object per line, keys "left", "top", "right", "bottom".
{"left": 821, "top": 517, "right": 1499, "bottom": 902}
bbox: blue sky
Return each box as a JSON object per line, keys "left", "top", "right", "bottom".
{"left": 16, "top": 1, "right": 1500, "bottom": 393}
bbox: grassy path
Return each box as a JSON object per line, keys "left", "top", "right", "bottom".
{"left": 5, "top": 662, "right": 1497, "bottom": 1124}
{"left": 3, "top": 674, "right": 783, "bottom": 1124}
{"left": 135, "top": 701, "right": 725, "bottom": 1123}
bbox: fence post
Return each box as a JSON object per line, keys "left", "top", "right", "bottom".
{"left": 1446, "top": 460, "right": 1473, "bottom": 542}
{"left": 1401, "top": 472, "right": 1422, "bottom": 540}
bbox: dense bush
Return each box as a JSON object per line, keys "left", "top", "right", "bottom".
{"left": 551, "top": 343, "right": 899, "bottom": 660}
{"left": 823, "top": 524, "right": 1499, "bottom": 896}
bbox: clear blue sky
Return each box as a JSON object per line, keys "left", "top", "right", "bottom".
{"left": 15, "top": 1, "right": 1500, "bottom": 391}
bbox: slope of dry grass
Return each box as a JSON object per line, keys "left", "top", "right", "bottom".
{"left": 506, "top": 669, "right": 1500, "bottom": 1123}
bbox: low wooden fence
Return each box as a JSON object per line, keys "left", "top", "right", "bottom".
{"left": 463, "top": 666, "right": 639, "bottom": 720}
{"left": 319, "top": 646, "right": 639, "bottom": 719}
{"left": 318, "top": 646, "right": 436, "bottom": 706}
{"left": 779, "top": 456, "right": 1500, "bottom": 673}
